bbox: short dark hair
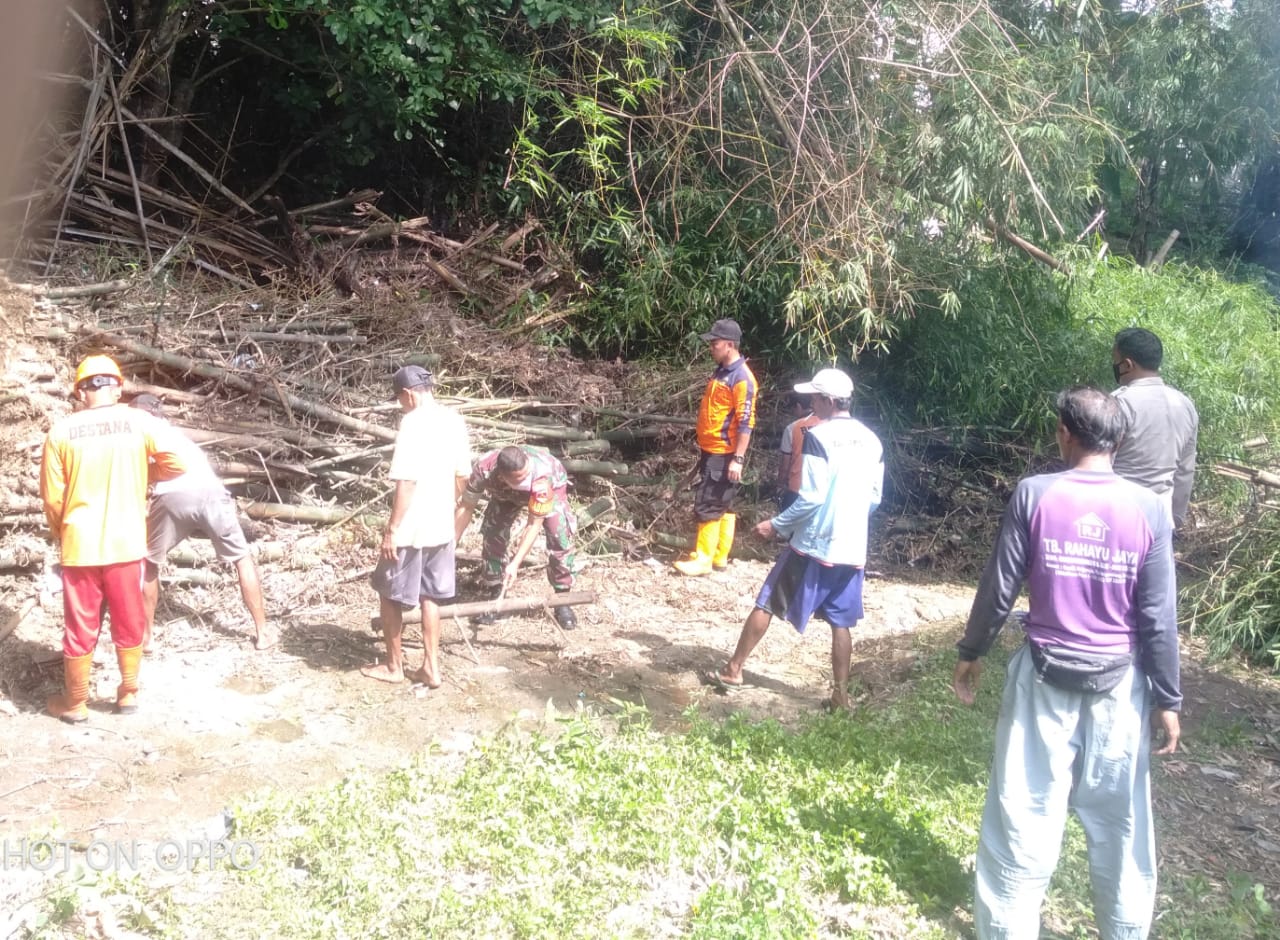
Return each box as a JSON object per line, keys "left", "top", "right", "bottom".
{"left": 827, "top": 395, "right": 852, "bottom": 411}
{"left": 1114, "top": 328, "right": 1163, "bottom": 371}
{"left": 1055, "top": 385, "right": 1128, "bottom": 454}
{"left": 495, "top": 446, "right": 528, "bottom": 474}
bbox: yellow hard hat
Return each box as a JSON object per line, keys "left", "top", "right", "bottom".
{"left": 74, "top": 354, "right": 124, "bottom": 385}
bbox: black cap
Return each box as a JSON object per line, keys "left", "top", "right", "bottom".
{"left": 700, "top": 318, "right": 742, "bottom": 343}
{"left": 131, "top": 393, "right": 165, "bottom": 418}
{"left": 392, "top": 365, "right": 435, "bottom": 394}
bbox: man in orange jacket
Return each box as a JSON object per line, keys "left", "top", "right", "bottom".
{"left": 675, "top": 319, "right": 759, "bottom": 576}
{"left": 40, "top": 355, "right": 186, "bottom": 722}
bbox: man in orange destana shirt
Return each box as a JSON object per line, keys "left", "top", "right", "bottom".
{"left": 40, "top": 355, "right": 186, "bottom": 723}
{"left": 675, "top": 318, "right": 760, "bottom": 577}
{"left": 777, "top": 393, "right": 820, "bottom": 511}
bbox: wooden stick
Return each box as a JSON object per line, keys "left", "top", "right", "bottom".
{"left": 1213, "top": 462, "right": 1280, "bottom": 489}
{"left": 0, "top": 551, "right": 42, "bottom": 571}
{"left": 115, "top": 102, "right": 257, "bottom": 215}
{"left": 561, "top": 458, "right": 630, "bottom": 476}
{"left": 160, "top": 543, "right": 287, "bottom": 567}
{"left": 58, "top": 321, "right": 397, "bottom": 442}
{"left": 985, "top": 218, "right": 1070, "bottom": 274}
{"left": 243, "top": 502, "right": 386, "bottom": 526}
{"left": 452, "top": 614, "right": 482, "bottom": 664}
{"left": 188, "top": 330, "right": 367, "bottom": 345}
{"left": 249, "top": 188, "right": 380, "bottom": 223}
{"left": 372, "top": 591, "right": 595, "bottom": 629}
{"left": 106, "top": 68, "right": 152, "bottom": 262}
{"left": 0, "top": 596, "right": 40, "bottom": 646}
{"left": 556, "top": 439, "right": 612, "bottom": 457}
{"left": 1148, "top": 229, "right": 1180, "bottom": 270}
{"left": 12, "top": 278, "right": 133, "bottom": 298}
{"left": 123, "top": 380, "right": 206, "bottom": 404}
{"left": 462, "top": 414, "right": 592, "bottom": 441}
{"left": 161, "top": 569, "right": 223, "bottom": 586}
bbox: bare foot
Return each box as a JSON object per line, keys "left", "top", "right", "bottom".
{"left": 143, "top": 627, "right": 154, "bottom": 656}
{"left": 254, "top": 623, "right": 280, "bottom": 651}
{"left": 360, "top": 662, "right": 404, "bottom": 683}
{"left": 406, "top": 667, "right": 442, "bottom": 689}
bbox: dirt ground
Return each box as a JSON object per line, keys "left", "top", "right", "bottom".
{"left": 0, "top": 548, "right": 974, "bottom": 844}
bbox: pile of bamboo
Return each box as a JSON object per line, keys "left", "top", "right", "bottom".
{"left": 6, "top": 314, "right": 697, "bottom": 547}
{"left": 10, "top": 11, "right": 570, "bottom": 313}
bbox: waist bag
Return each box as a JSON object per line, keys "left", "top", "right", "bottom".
{"left": 1028, "top": 642, "right": 1132, "bottom": 694}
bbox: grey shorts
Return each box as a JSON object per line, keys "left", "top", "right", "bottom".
{"left": 371, "top": 543, "right": 456, "bottom": 609}
{"left": 147, "top": 487, "right": 251, "bottom": 565}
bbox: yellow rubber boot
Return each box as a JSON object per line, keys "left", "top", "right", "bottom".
{"left": 115, "top": 644, "right": 143, "bottom": 714}
{"left": 713, "top": 513, "right": 736, "bottom": 571}
{"left": 47, "top": 653, "right": 92, "bottom": 724}
{"left": 674, "top": 519, "right": 721, "bottom": 577}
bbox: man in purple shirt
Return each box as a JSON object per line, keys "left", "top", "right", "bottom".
{"left": 953, "top": 386, "right": 1181, "bottom": 940}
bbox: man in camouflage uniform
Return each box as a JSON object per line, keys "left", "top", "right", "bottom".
{"left": 455, "top": 445, "right": 578, "bottom": 629}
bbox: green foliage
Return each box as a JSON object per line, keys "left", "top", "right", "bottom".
{"left": 882, "top": 256, "right": 1280, "bottom": 469}
{"left": 497, "top": 0, "right": 1125, "bottom": 358}
{"left": 1098, "top": 0, "right": 1280, "bottom": 256}
{"left": 207, "top": 0, "right": 537, "bottom": 165}
{"left": 1185, "top": 512, "right": 1280, "bottom": 670}
{"left": 18, "top": 639, "right": 1280, "bottom": 937}
{"left": 882, "top": 258, "right": 1080, "bottom": 441}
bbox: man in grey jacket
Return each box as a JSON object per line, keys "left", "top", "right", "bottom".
{"left": 953, "top": 386, "right": 1181, "bottom": 940}
{"left": 1111, "top": 327, "right": 1198, "bottom": 528}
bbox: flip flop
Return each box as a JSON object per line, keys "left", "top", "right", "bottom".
{"left": 704, "top": 669, "right": 744, "bottom": 692}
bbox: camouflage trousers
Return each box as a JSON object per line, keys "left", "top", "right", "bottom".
{"left": 480, "top": 499, "right": 576, "bottom": 592}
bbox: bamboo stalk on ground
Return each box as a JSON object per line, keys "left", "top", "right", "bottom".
{"left": 160, "top": 543, "right": 287, "bottom": 568}
{"left": 371, "top": 591, "right": 596, "bottom": 629}
{"left": 1214, "top": 462, "right": 1280, "bottom": 489}
{"left": 242, "top": 502, "right": 385, "bottom": 526}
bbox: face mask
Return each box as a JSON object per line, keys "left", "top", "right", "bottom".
{"left": 1112, "top": 362, "right": 1124, "bottom": 383}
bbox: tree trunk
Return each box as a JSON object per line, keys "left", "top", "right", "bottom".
{"left": 1128, "top": 154, "right": 1161, "bottom": 264}
{"left": 120, "top": 0, "right": 199, "bottom": 185}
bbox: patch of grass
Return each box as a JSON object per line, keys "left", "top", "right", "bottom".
{"left": 1192, "top": 711, "right": 1255, "bottom": 750}
{"left": 1185, "top": 512, "right": 1280, "bottom": 670}
{"left": 20, "top": 640, "right": 1278, "bottom": 938}
{"left": 1155, "top": 873, "right": 1276, "bottom": 938}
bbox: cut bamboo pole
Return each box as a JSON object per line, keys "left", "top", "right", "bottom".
{"left": 0, "top": 596, "right": 41, "bottom": 646}
{"left": 556, "top": 439, "right": 612, "bottom": 457}
{"left": 560, "top": 459, "right": 629, "bottom": 476}
{"left": 160, "top": 543, "right": 287, "bottom": 567}
{"left": 0, "top": 551, "right": 42, "bottom": 570}
{"left": 13, "top": 278, "right": 133, "bottom": 298}
{"left": 161, "top": 569, "right": 223, "bottom": 586}
{"left": 243, "top": 502, "right": 385, "bottom": 526}
{"left": 462, "top": 414, "right": 592, "bottom": 441}
{"left": 371, "top": 591, "right": 595, "bottom": 629}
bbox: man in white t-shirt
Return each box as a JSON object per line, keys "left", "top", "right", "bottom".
{"left": 363, "top": 366, "right": 472, "bottom": 688}
{"left": 132, "top": 394, "right": 274, "bottom": 652}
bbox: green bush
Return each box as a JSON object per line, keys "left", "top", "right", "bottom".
{"left": 883, "top": 256, "right": 1280, "bottom": 471}
{"left": 1185, "top": 513, "right": 1280, "bottom": 669}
